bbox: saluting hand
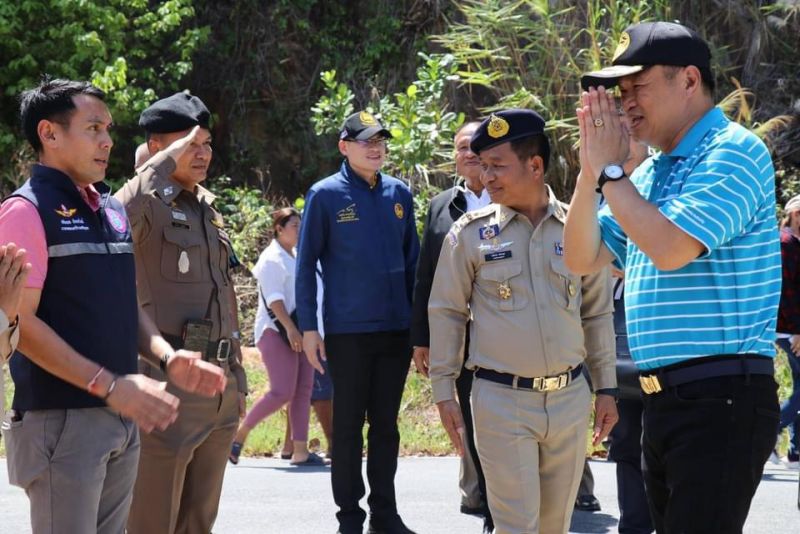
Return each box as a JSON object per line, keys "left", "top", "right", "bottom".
{"left": 106, "top": 374, "right": 180, "bottom": 434}
{"left": 436, "top": 399, "right": 466, "bottom": 457}
{"left": 162, "top": 125, "right": 203, "bottom": 164}
{"left": 303, "top": 330, "right": 327, "bottom": 374}
{"left": 166, "top": 349, "right": 227, "bottom": 396}
{"left": 592, "top": 393, "right": 619, "bottom": 446}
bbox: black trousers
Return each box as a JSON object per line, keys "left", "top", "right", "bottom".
{"left": 325, "top": 330, "right": 411, "bottom": 530}
{"left": 609, "top": 398, "right": 653, "bottom": 534}
{"left": 641, "top": 374, "right": 778, "bottom": 534}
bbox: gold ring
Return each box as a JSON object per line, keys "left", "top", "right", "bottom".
{"left": 593, "top": 118, "right": 605, "bottom": 127}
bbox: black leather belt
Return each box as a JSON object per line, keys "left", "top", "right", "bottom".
{"left": 475, "top": 364, "right": 583, "bottom": 392}
{"left": 162, "top": 334, "right": 232, "bottom": 366}
{"left": 639, "top": 354, "right": 773, "bottom": 395}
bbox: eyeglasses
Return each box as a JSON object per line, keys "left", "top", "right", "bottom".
{"left": 345, "top": 138, "right": 387, "bottom": 148}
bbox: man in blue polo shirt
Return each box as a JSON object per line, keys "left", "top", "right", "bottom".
{"left": 563, "top": 22, "right": 781, "bottom": 533}
{"left": 297, "top": 111, "right": 419, "bottom": 534}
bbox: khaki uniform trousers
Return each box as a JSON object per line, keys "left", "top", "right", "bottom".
{"left": 127, "top": 365, "right": 239, "bottom": 534}
{"left": 2, "top": 407, "right": 139, "bottom": 534}
{"left": 472, "top": 374, "right": 591, "bottom": 534}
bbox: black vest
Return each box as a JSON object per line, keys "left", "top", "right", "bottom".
{"left": 8, "top": 164, "right": 139, "bottom": 410}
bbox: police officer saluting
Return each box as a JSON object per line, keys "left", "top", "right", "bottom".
{"left": 116, "top": 92, "right": 247, "bottom": 534}
{"left": 429, "top": 110, "right": 618, "bottom": 534}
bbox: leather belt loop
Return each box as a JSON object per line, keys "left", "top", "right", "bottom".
{"left": 511, "top": 376, "right": 519, "bottom": 390}
{"left": 740, "top": 354, "right": 751, "bottom": 386}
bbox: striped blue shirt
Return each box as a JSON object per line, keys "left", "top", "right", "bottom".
{"left": 598, "top": 107, "right": 780, "bottom": 370}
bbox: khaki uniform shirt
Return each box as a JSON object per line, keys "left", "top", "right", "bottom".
{"left": 115, "top": 153, "right": 247, "bottom": 393}
{"left": 429, "top": 188, "right": 616, "bottom": 402}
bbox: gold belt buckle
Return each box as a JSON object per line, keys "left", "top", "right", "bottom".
{"left": 639, "top": 375, "right": 663, "bottom": 395}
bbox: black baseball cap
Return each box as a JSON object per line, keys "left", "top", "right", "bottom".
{"left": 139, "top": 91, "right": 210, "bottom": 133}
{"left": 339, "top": 111, "right": 392, "bottom": 141}
{"left": 581, "top": 21, "right": 711, "bottom": 90}
{"left": 470, "top": 109, "right": 546, "bottom": 155}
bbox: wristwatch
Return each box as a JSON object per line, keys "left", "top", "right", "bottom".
{"left": 596, "top": 164, "right": 626, "bottom": 193}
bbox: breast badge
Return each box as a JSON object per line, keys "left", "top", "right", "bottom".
{"left": 498, "top": 281, "right": 512, "bottom": 300}
{"left": 394, "top": 203, "right": 404, "bottom": 219}
{"left": 178, "top": 250, "right": 190, "bottom": 274}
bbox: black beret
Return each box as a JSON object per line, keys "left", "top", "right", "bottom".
{"left": 139, "top": 91, "right": 210, "bottom": 133}
{"left": 470, "top": 109, "right": 546, "bottom": 154}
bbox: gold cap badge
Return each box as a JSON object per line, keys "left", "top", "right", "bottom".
{"left": 359, "top": 111, "right": 378, "bottom": 126}
{"left": 394, "top": 203, "right": 404, "bottom": 219}
{"left": 613, "top": 32, "right": 631, "bottom": 61}
{"left": 487, "top": 114, "right": 510, "bottom": 139}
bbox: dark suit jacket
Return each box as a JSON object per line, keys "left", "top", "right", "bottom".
{"left": 410, "top": 186, "right": 468, "bottom": 347}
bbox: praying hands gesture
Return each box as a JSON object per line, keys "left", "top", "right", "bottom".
{"left": 576, "top": 86, "right": 630, "bottom": 183}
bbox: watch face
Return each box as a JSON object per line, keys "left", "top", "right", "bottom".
{"left": 604, "top": 164, "right": 624, "bottom": 179}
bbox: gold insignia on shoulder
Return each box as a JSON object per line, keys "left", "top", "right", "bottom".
{"left": 487, "top": 114, "right": 510, "bottom": 139}
{"left": 212, "top": 215, "right": 224, "bottom": 228}
{"left": 394, "top": 203, "right": 404, "bottom": 219}
{"left": 359, "top": 111, "right": 378, "bottom": 126}
{"left": 613, "top": 32, "right": 631, "bottom": 61}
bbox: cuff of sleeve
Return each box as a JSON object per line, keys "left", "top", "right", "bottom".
{"left": 264, "top": 292, "right": 285, "bottom": 307}
{"left": 432, "top": 378, "right": 457, "bottom": 403}
{"left": 588, "top": 366, "right": 618, "bottom": 391}
{"left": 659, "top": 204, "right": 715, "bottom": 257}
{"left": 147, "top": 151, "right": 178, "bottom": 178}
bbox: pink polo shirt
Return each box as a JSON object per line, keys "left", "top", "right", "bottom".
{"left": 0, "top": 181, "right": 102, "bottom": 290}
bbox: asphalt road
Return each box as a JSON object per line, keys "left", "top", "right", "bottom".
{"left": 0, "top": 457, "right": 797, "bottom": 533}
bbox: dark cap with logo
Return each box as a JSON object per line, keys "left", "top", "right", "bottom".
{"left": 339, "top": 111, "right": 392, "bottom": 141}
{"left": 139, "top": 91, "right": 211, "bottom": 133}
{"left": 470, "top": 109, "right": 546, "bottom": 154}
{"left": 581, "top": 21, "right": 711, "bottom": 90}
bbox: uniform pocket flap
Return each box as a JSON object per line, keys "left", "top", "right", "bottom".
{"left": 163, "top": 225, "right": 204, "bottom": 249}
{"left": 479, "top": 259, "right": 522, "bottom": 282}
{"left": 550, "top": 256, "right": 577, "bottom": 278}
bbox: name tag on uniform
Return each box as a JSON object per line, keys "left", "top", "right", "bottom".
{"left": 172, "top": 209, "right": 188, "bottom": 222}
{"left": 484, "top": 250, "right": 512, "bottom": 262}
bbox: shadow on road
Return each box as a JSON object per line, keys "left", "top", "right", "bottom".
{"left": 570, "top": 511, "right": 618, "bottom": 533}
{"left": 230, "top": 465, "right": 331, "bottom": 474}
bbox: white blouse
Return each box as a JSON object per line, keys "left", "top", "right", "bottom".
{"left": 252, "top": 239, "right": 323, "bottom": 344}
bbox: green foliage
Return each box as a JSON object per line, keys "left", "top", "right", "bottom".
{"left": 432, "top": 0, "right": 671, "bottom": 199}
{"left": 0, "top": 0, "right": 207, "bottom": 191}
{"left": 310, "top": 53, "right": 464, "bottom": 189}
{"left": 213, "top": 180, "right": 274, "bottom": 271}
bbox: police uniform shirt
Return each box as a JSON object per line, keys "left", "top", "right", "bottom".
{"left": 428, "top": 186, "right": 616, "bottom": 403}
{"left": 114, "top": 151, "right": 247, "bottom": 392}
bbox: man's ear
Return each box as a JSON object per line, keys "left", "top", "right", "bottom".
{"left": 683, "top": 66, "right": 702, "bottom": 96}
{"left": 147, "top": 136, "right": 161, "bottom": 154}
{"left": 531, "top": 155, "right": 544, "bottom": 178}
{"left": 37, "top": 120, "right": 58, "bottom": 148}
{"left": 337, "top": 139, "right": 348, "bottom": 157}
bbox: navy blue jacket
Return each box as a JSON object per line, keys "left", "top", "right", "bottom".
{"left": 8, "top": 165, "right": 139, "bottom": 410}
{"left": 296, "top": 161, "right": 419, "bottom": 335}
